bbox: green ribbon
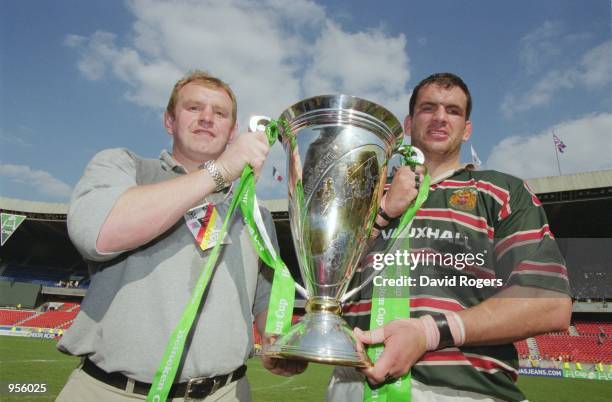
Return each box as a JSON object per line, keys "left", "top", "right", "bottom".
{"left": 146, "top": 121, "right": 293, "bottom": 402}
{"left": 238, "top": 165, "right": 296, "bottom": 336}
{"left": 364, "top": 151, "right": 430, "bottom": 402}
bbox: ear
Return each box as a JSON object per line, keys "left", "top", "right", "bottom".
{"left": 228, "top": 123, "right": 238, "bottom": 143}
{"left": 163, "top": 111, "right": 175, "bottom": 136}
{"left": 404, "top": 115, "right": 412, "bottom": 137}
{"left": 462, "top": 120, "right": 473, "bottom": 142}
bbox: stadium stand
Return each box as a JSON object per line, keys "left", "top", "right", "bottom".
{"left": 0, "top": 309, "right": 36, "bottom": 325}
{"left": 18, "top": 310, "right": 79, "bottom": 329}
{"left": 518, "top": 318, "right": 612, "bottom": 364}
{"left": 56, "top": 302, "right": 80, "bottom": 312}
{"left": 514, "top": 339, "right": 529, "bottom": 358}
{"left": 575, "top": 321, "right": 610, "bottom": 335}
{"left": 0, "top": 263, "right": 67, "bottom": 286}
{"left": 533, "top": 334, "right": 612, "bottom": 364}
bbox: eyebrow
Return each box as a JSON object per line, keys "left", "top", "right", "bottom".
{"left": 182, "top": 99, "right": 229, "bottom": 111}
{"left": 418, "top": 101, "right": 465, "bottom": 113}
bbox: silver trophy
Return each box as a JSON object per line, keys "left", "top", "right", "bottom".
{"left": 251, "top": 95, "right": 414, "bottom": 367}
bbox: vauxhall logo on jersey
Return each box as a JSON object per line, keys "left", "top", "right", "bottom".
{"left": 380, "top": 226, "right": 473, "bottom": 249}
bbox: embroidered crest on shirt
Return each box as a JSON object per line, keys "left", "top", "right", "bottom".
{"left": 449, "top": 188, "right": 477, "bottom": 211}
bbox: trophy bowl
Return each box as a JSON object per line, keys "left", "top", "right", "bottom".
{"left": 257, "top": 95, "right": 404, "bottom": 367}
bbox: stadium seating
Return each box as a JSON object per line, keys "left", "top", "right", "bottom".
{"left": 56, "top": 319, "right": 76, "bottom": 330}
{"left": 514, "top": 340, "right": 530, "bottom": 358}
{"left": 575, "top": 321, "right": 610, "bottom": 335}
{"left": 0, "top": 309, "right": 37, "bottom": 325}
{"left": 530, "top": 333, "right": 612, "bottom": 364}
{"left": 514, "top": 319, "right": 612, "bottom": 364}
{"left": 18, "top": 310, "right": 79, "bottom": 329}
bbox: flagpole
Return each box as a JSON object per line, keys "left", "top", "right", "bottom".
{"left": 552, "top": 131, "right": 562, "bottom": 176}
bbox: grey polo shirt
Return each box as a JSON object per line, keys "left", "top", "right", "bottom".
{"left": 58, "top": 148, "right": 274, "bottom": 382}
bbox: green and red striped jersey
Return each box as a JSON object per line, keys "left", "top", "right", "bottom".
{"left": 344, "top": 166, "right": 570, "bottom": 402}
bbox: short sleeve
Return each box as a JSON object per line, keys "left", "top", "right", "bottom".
{"left": 494, "top": 181, "right": 570, "bottom": 295}
{"left": 67, "top": 148, "right": 137, "bottom": 262}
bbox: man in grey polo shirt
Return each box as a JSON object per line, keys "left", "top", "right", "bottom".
{"left": 57, "top": 71, "right": 305, "bottom": 401}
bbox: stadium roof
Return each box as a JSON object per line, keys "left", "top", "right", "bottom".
{"left": 2, "top": 169, "right": 611, "bottom": 216}
{"left": 527, "top": 169, "right": 612, "bottom": 194}
{"left": 0, "top": 197, "right": 69, "bottom": 216}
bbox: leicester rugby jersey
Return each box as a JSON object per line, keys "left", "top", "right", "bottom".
{"left": 343, "top": 166, "right": 570, "bottom": 402}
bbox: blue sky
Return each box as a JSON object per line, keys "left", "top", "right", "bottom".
{"left": 1, "top": 0, "right": 611, "bottom": 203}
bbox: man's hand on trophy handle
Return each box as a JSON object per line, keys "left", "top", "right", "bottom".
{"left": 383, "top": 164, "right": 427, "bottom": 218}
{"left": 216, "top": 130, "right": 269, "bottom": 182}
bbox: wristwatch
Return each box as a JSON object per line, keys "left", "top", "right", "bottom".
{"left": 203, "top": 160, "right": 227, "bottom": 192}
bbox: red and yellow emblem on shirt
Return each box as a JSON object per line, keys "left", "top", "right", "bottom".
{"left": 449, "top": 188, "right": 477, "bottom": 211}
{"left": 184, "top": 202, "right": 229, "bottom": 251}
{"left": 196, "top": 203, "right": 219, "bottom": 250}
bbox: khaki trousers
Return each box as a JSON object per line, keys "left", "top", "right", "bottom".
{"left": 56, "top": 366, "right": 251, "bottom": 402}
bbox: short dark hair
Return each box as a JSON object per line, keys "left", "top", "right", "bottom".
{"left": 408, "top": 73, "right": 472, "bottom": 119}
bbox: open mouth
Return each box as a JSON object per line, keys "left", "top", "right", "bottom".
{"left": 427, "top": 129, "right": 448, "bottom": 140}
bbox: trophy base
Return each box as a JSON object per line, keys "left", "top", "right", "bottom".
{"left": 264, "top": 311, "right": 373, "bottom": 368}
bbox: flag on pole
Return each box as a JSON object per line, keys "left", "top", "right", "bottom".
{"left": 272, "top": 166, "right": 283, "bottom": 182}
{"left": 552, "top": 133, "right": 567, "bottom": 153}
{"left": 470, "top": 145, "right": 482, "bottom": 166}
{"left": 1, "top": 213, "right": 26, "bottom": 246}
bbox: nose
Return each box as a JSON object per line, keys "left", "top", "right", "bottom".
{"left": 433, "top": 105, "right": 447, "bottom": 119}
{"left": 432, "top": 105, "right": 448, "bottom": 123}
{"left": 199, "top": 107, "right": 214, "bottom": 125}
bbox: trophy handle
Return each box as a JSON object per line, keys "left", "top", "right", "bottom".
{"left": 340, "top": 145, "right": 425, "bottom": 303}
{"left": 249, "top": 115, "right": 272, "bottom": 133}
{"left": 397, "top": 144, "right": 425, "bottom": 166}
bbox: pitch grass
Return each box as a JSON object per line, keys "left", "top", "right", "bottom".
{"left": 0, "top": 336, "right": 610, "bottom": 401}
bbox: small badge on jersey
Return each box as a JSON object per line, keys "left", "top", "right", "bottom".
{"left": 184, "top": 202, "right": 231, "bottom": 251}
{"left": 449, "top": 188, "right": 477, "bottom": 211}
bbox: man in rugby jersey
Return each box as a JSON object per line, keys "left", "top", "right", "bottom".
{"left": 327, "top": 73, "right": 572, "bottom": 401}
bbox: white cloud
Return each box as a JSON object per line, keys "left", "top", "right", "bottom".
{"left": 519, "top": 20, "right": 564, "bottom": 75}
{"left": 502, "top": 40, "right": 611, "bottom": 118}
{"left": 0, "top": 164, "right": 73, "bottom": 199}
{"left": 517, "top": 20, "right": 593, "bottom": 75}
{"left": 302, "top": 21, "right": 411, "bottom": 118}
{"left": 578, "top": 41, "right": 612, "bottom": 87}
{"left": 0, "top": 127, "right": 32, "bottom": 147}
{"left": 503, "top": 18, "right": 608, "bottom": 118}
{"left": 65, "top": 0, "right": 412, "bottom": 198}
{"left": 486, "top": 112, "right": 612, "bottom": 179}
{"left": 500, "top": 69, "right": 577, "bottom": 116}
